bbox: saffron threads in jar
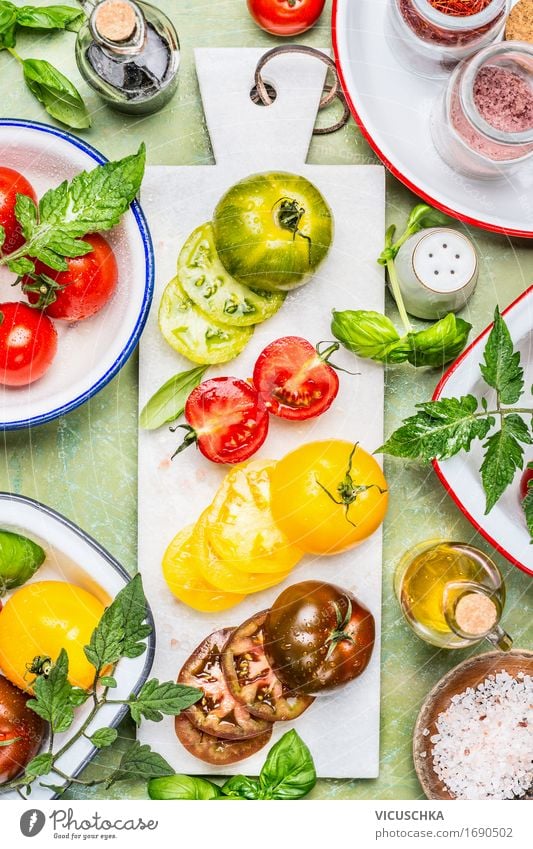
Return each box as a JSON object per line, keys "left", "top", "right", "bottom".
{"left": 428, "top": 0, "right": 493, "bottom": 16}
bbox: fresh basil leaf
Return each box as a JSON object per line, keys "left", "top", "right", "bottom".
{"left": 406, "top": 314, "right": 471, "bottom": 368}
{"left": 16, "top": 5, "right": 85, "bottom": 32}
{"left": 221, "top": 775, "right": 260, "bottom": 799}
{"left": 84, "top": 602, "right": 125, "bottom": 671}
{"left": 481, "top": 414, "right": 532, "bottom": 513}
{"left": 128, "top": 679, "right": 201, "bottom": 725}
{"left": 114, "top": 573, "right": 152, "bottom": 659}
{"left": 27, "top": 649, "right": 76, "bottom": 734}
{"left": 89, "top": 727, "right": 118, "bottom": 749}
{"left": 258, "top": 730, "right": 316, "bottom": 800}
{"left": 15, "top": 193, "right": 38, "bottom": 241}
{"left": 107, "top": 742, "right": 173, "bottom": 787}
{"left": 0, "top": 0, "right": 17, "bottom": 48}
{"left": 140, "top": 366, "right": 208, "bottom": 430}
{"left": 379, "top": 395, "right": 493, "bottom": 462}
{"left": 26, "top": 752, "right": 53, "bottom": 777}
{"left": 480, "top": 306, "right": 524, "bottom": 405}
{"left": 377, "top": 224, "right": 397, "bottom": 265}
{"left": 22, "top": 58, "right": 91, "bottom": 130}
{"left": 405, "top": 203, "right": 448, "bottom": 234}
{"left": 332, "top": 309, "right": 401, "bottom": 362}
{"left": 149, "top": 774, "right": 222, "bottom": 800}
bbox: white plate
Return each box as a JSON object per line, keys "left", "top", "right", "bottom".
{"left": 0, "top": 120, "right": 154, "bottom": 429}
{"left": 0, "top": 492, "right": 155, "bottom": 800}
{"left": 433, "top": 286, "right": 533, "bottom": 576}
{"left": 332, "top": 0, "right": 533, "bottom": 238}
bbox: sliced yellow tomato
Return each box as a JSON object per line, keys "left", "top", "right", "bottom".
{"left": 205, "top": 460, "right": 303, "bottom": 574}
{"left": 193, "top": 515, "right": 291, "bottom": 594}
{"left": 162, "top": 524, "right": 244, "bottom": 612}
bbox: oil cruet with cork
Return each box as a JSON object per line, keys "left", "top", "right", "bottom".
{"left": 75, "top": 0, "right": 180, "bottom": 114}
{"left": 394, "top": 540, "right": 513, "bottom": 650}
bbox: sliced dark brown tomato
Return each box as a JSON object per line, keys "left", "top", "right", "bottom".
{"left": 175, "top": 713, "right": 272, "bottom": 766}
{"left": 178, "top": 628, "right": 270, "bottom": 740}
{"left": 221, "top": 611, "right": 314, "bottom": 722}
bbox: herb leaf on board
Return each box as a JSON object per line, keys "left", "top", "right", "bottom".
{"left": 140, "top": 366, "right": 208, "bottom": 430}
{"left": 258, "top": 730, "right": 316, "bottom": 800}
{"left": 22, "top": 58, "right": 91, "bottom": 130}
{"left": 221, "top": 775, "right": 261, "bottom": 799}
{"left": 148, "top": 774, "right": 222, "bottom": 800}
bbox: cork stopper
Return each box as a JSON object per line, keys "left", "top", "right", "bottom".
{"left": 455, "top": 592, "right": 498, "bottom": 637}
{"left": 505, "top": 0, "right": 533, "bottom": 44}
{"left": 94, "top": 0, "right": 137, "bottom": 43}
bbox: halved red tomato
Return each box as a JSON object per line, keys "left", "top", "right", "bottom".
{"left": 178, "top": 628, "right": 270, "bottom": 740}
{"left": 175, "top": 713, "right": 271, "bottom": 766}
{"left": 222, "top": 611, "right": 314, "bottom": 722}
{"left": 253, "top": 337, "right": 339, "bottom": 421}
{"left": 174, "top": 377, "right": 269, "bottom": 464}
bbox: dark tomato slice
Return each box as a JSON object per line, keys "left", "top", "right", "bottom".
{"left": 0, "top": 167, "right": 37, "bottom": 255}
{"left": 175, "top": 713, "right": 271, "bottom": 766}
{"left": 253, "top": 336, "right": 339, "bottom": 421}
{"left": 222, "top": 611, "right": 314, "bottom": 722}
{"left": 179, "top": 377, "right": 269, "bottom": 464}
{"left": 178, "top": 628, "right": 270, "bottom": 740}
{"left": 0, "top": 301, "right": 58, "bottom": 386}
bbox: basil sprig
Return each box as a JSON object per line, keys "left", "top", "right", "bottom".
{"left": 0, "top": 1, "right": 88, "bottom": 129}
{"left": 332, "top": 204, "right": 472, "bottom": 368}
{"left": 148, "top": 730, "right": 317, "bottom": 801}
{"left": 379, "top": 307, "right": 533, "bottom": 534}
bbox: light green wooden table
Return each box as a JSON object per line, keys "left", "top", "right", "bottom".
{"left": 1, "top": 0, "right": 531, "bottom": 800}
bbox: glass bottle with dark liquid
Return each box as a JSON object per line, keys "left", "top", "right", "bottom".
{"left": 76, "top": 0, "right": 180, "bottom": 115}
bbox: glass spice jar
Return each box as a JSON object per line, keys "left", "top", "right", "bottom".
{"left": 386, "top": 0, "right": 510, "bottom": 79}
{"left": 431, "top": 41, "right": 533, "bottom": 178}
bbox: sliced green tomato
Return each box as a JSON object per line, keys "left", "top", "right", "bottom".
{"left": 177, "top": 223, "right": 285, "bottom": 327}
{"left": 158, "top": 276, "right": 253, "bottom": 365}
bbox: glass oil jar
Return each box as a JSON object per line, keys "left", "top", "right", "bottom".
{"left": 76, "top": 0, "right": 180, "bottom": 115}
{"left": 431, "top": 41, "right": 533, "bottom": 178}
{"left": 394, "top": 540, "right": 512, "bottom": 650}
{"left": 386, "top": 0, "right": 510, "bottom": 79}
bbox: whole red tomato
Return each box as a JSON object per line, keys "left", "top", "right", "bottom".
{"left": 24, "top": 233, "right": 118, "bottom": 322}
{"left": 520, "top": 465, "right": 533, "bottom": 501}
{"left": 0, "top": 167, "right": 37, "bottom": 256}
{"left": 247, "top": 0, "right": 326, "bottom": 36}
{"left": 0, "top": 302, "right": 58, "bottom": 386}
{"left": 0, "top": 674, "right": 46, "bottom": 784}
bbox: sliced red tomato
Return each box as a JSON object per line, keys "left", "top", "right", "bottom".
{"left": 520, "top": 465, "right": 533, "bottom": 501}
{"left": 253, "top": 336, "right": 339, "bottom": 421}
{"left": 247, "top": 0, "right": 326, "bottom": 36}
{"left": 24, "top": 233, "right": 118, "bottom": 322}
{"left": 0, "top": 302, "right": 57, "bottom": 386}
{"left": 178, "top": 628, "right": 270, "bottom": 740}
{"left": 0, "top": 167, "right": 37, "bottom": 256}
{"left": 222, "top": 611, "right": 314, "bottom": 722}
{"left": 175, "top": 377, "right": 269, "bottom": 464}
{"left": 175, "top": 713, "right": 272, "bottom": 766}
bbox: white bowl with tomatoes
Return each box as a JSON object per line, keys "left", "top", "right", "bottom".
{"left": 0, "top": 120, "right": 154, "bottom": 429}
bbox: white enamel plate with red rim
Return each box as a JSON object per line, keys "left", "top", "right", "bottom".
{"left": 433, "top": 286, "right": 533, "bottom": 576}
{"left": 332, "top": 0, "right": 533, "bottom": 238}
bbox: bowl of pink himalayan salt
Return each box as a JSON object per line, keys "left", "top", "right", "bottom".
{"left": 413, "top": 650, "right": 533, "bottom": 799}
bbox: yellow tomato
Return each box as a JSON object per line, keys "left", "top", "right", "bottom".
{"left": 270, "top": 440, "right": 388, "bottom": 555}
{"left": 162, "top": 524, "right": 244, "bottom": 612}
{"left": 206, "top": 459, "right": 303, "bottom": 574}
{"left": 0, "top": 581, "right": 105, "bottom": 691}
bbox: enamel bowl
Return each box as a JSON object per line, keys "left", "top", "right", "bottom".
{"left": 0, "top": 120, "right": 154, "bottom": 429}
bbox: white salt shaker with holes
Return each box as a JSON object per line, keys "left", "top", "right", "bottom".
{"left": 394, "top": 228, "right": 478, "bottom": 320}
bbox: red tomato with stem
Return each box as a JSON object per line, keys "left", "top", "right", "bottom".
{"left": 253, "top": 336, "right": 340, "bottom": 420}
{"left": 24, "top": 233, "right": 118, "bottom": 322}
{"left": 174, "top": 377, "right": 269, "bottom": 464}
{"left": 247, "top": 0, "right": 326, "bottom": 36}
{"left": 0, "top": 302, "right": 57, "bottom": 386}
{"left": 0, "top": 167, "right": 37, "bottom": 256}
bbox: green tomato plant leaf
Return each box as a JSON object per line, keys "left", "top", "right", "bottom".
{"left": 127, "top": 679, "right": 201, "bottom": 725}
{"left": 25, "top": 752, "right": 54, "bottom": 777}
{"left": 106, "top": 742, "right": 173, "bottom": 788}
{"left": 114, "top": 573, "right": 152, "bottom": 659}
{"left": 480, "top": 414, "right": 532, "bottom": 513}
{"left": 27, "top": 649, "right": 76, "bottom": 734}
{"left": 84, "top": 602, "right": 125, "bottom": 672}
{"left": 89, "top": 728, "right": 119, "bottom": 749}
{"left": 523, "top": 463, "right": 533, "bottom": 542}
{"left": 480, "top": 306, "right": 524, "bottom": 405}
{"left": 22, "top": 58, "right": 91, "bottom": 130}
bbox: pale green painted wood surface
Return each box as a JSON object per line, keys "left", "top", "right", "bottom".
{"left": 0, "top": 0, "right": 531, "bottom": 800}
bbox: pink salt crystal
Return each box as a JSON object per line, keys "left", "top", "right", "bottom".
{"left": 473, "top": 65, "right": 533, "bottom": 132}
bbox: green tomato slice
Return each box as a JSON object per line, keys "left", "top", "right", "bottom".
{"left": 158, "top": 276, "right": 253, "bottom": 365}
{"left": 177, "top": 222, "right": 285, "bottom": 327}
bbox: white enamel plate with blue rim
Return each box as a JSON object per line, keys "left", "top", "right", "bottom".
{"left": 0, "top": 121, "right": 154, "bottom": 429}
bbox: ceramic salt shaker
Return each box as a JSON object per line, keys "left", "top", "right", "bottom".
{"left": 394, "top": 228, "right": 478, "bottom": 320}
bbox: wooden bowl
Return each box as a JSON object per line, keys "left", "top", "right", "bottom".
{"left": 413, "top": 649, "right": 533, "bottom": 800}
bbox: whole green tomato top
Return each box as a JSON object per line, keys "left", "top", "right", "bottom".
{"left": 212, "top": 172, "right": 333, "bottom": 291}
{"left": 0, "top": 530, "right": 46, "bottom": 595}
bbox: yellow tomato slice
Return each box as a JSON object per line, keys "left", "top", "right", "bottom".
{"left": 205, "top": 460, "right": 303, "bottom": 574}
{"left": 194, "top": 515, "right": 291, "bottom": 594}
{"left": 162, "top": 524, "right": 244, "bottom": 612}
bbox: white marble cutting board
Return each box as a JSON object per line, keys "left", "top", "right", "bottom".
{"left": 137, "top": 48, "right": 386, "bottom": 778}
